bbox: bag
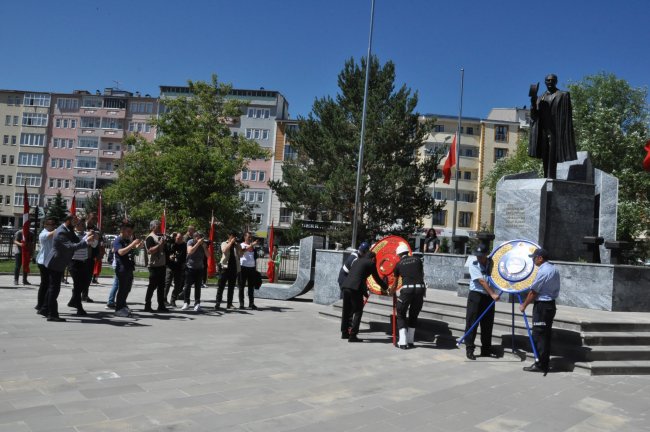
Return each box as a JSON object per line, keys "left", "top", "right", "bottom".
{"left": 253, "top": 270, "right": 263, "bottom": 290}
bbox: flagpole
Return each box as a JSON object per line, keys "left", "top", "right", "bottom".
{"left": 451, "top": 68, "right": 464, "bottom": 239}
{"left": 351, "top": 0, "right": 376, "bottom": 249}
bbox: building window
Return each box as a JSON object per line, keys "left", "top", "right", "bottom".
{"left": 9, "top": 155, "right": 14, "bottom": 165}
{"left": 20, "top": 133, "right": 45, "bottom": 147}
{"left": 7, "top": 175, "right": 12, "bottom": 185}
{"left": 75, "top": 178, "right": 95, "bottom": 189}
{"left": 245, "top": 128, "right": 270, "bottom": 140}
{"left": 103, "top": 98, "right": 127, "bottom": 109}
{"left": 22, "top": 113, "right": 48, "bottom": 127}
{"left": 494, "top": 148, "right": 508, "bottom": 162}
{"left": 128, "top": 122, "right": 151, "bottom": 133}
{"left": 14, "top": 193, "right": 40, "bottom": 207}
{"left": 247, "top": 108, "right": 270, "bottom": 119}
{"left": 250, "top": 171, "right": 258, "bottom": 181}
{"left": 279, "top": 208, "right": 292, "bottom": 224}
{"left": 81, "top": 97, "right": 102, "bottom": 108}
{"left": 464, "top": 171, "right": 472, "bottom": 180}
{"left": 459, "top": 211, "right": 472, "bottom": 228}
{"left": 1, "top": 155, "right": 6, "bottom": 164}
{"left": 432, "top": 209, "right": 447, "bottom": 226}
{"left": 0, "top": 175, "right": 4, "bottom": 184}
{"left": 13, "top": 116, "right": 19, "bottom": 126}
{"left": 78, "top": 137, "right": 99, "bottom": 149}
{"left": 100, "top": 118, "right": 124, "bottom": 130}
{"left": 258, "top": 171, "right": 265, "bottom": 182}
{"left": 129, "top": 102, "right": 153, "bottom": 113}
{"left": 23, "top": 93, "right": 51, "bottom": 107}
{"left": 434, "top": 125, "right": 445, "bottom": 132}
{"left": 18, "top": 153, "right": 43, "bottom": 167}
{"left": 2, "top": 135, "right": 7, "bottom": 145}
{"left": 252, "top": 213, "right": 263, "bottom": 224}
{"left": 4, "top": 115, "right": 10, "bottom": 126}
{"left": 466, "top": 127, "right": 474, "bottom": 135}
{"left": 66, "top": 159, "right": 72, "bottom": 169}
{"left": 284, "top": 144, "right": 297, "bottom": 161}
{"left": 81, "top": 117, "right": 101, "bottom": 128}
{"left": 11, "top": 136, "right": 16, "bottom": 145}
{"left": 16, "top": 173, "right": 41, "bottom": 187}
{"left": 56, "top": 98, "right": 79, "bottom": 111}
{"left": 4, "top": 195, "right": 9, "bottom": 205}
{"left": 76, "top": 156, "right": 97, "bottom": 169}
{"left": 241, "top": 170, "right": 249, "bottom": 180}
{"left": 495, "top": 125, "right": 508, "bottom": 142}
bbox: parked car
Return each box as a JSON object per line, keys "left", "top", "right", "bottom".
{"left": 286, "top": 246, "right": 300, "bottom": 257}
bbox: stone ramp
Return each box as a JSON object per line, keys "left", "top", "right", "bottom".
{"left": 255, "top": 236, "right": 323, "bottom": 301}
{"left": 319, "top": 288, "right": 650, "bottom": 375}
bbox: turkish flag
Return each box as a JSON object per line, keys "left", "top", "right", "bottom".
{"left": 207, "top": 214, "right": 217, "bottom": 277}
{"left": 442, "top": 134, "right": 457, "bottom": 184}
{"left": 643, "top": 140, "right": 650, "bottom": 172}
{"left": 22, "top": 185, "right": 31, "bottom": 274}
{"left": 266, "top": 221, "right": 275, "bottom": 282}
{"left": 70, "top": 194, "right": 76, "bottom": 216}
{"left": 160, "top": 207, "right": 166, "bottom": 235}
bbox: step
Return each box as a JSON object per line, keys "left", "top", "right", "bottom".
{"left": 582, "top": 332, "right": 650, "bottom": 346}
{"left": 574, "top": 361, "right": 650, "bottom": 376}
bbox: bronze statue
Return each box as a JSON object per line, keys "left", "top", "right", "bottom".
{"left": 528, "top": 74, "right": 577, "bottom": 179}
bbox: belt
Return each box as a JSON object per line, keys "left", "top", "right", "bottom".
{"left": 402, "top": 284, "right": 425, "bottom": 289}
{"left": 534, "top": 300, "right": 556, "bottom": 304}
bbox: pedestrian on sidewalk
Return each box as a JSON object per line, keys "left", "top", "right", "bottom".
{"left": 338, "top": 242, "right": 369, "bottom": 339}
{"left": 113, "top": 221, "right": 142, "bottom": 317}
{"left": 13, "top": 228, "right": 34, "bottom": 285}
{"left": 390, "top": 244, "right": 426, "bottom": 350}
{"left": 182, "top": 231, "right": 208, "bottom": 312}
{"left": 35, "top": 217, "right": 56, "bottom": 313}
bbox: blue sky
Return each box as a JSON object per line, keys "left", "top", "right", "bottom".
{"left": 1, "top": 0, "right": 648, "bottom": 119}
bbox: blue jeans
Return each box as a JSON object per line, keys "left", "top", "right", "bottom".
{"left": 107, "top": 270, "right": 119, "bottom": 305}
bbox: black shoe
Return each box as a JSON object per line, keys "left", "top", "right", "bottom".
{"left": 82, "top": 297, "right": 94, "bottom": 303}
{"left": 67, "top": 300, "right": 78, "bottom": 308}
{"left": 37, "top": 309, "right": 48, "bottom": 317}
{"left": 47, "top": 316, "right": 67, "bottom": 322}
{"left": 215, "top": 304, "right": 220, "bottom": 311}
{"left": 348, "top": 335, "right": 363, "bottom": 343}
{"left": 156, "top": 307, "right": 170, "bottom": 313}
{"left": 226, "top": 304, "right": 234, "bottom": 309}
{"left": 341, "top": 332, "right": 350, "bottom": 339}
{"left": 143, "top": 305, "right": 153, "bottom": 312}
{"left": 92, "top": 278, "right": 99, "bottom": 284}
{"left": 23, "top": 280, "right": 31, "bottom": 286}
{"left": 523, "top": 363, "right": 546, "bottom": 373}
{"left": 34, "top": 305, "right": 40, "bottom": 310}
{"left": 466, "top": 351, "right": 477, "bottom": 360}
{"left": 408, "top": 343, "right": 415, "bottom": 349}
{"left": 249, "top": 304, "right": 258, "bottom": 310}
{"left": 480, "top": 348, "right": 496, "bottom": 358}
{"left": 14, "top": 280, "right": 19, "bottom": 286}
{"left": 76, "top": 309, "right": 88, "bottom": 316}
{"left": 238, "top": 304, "right": 246, "bottom": 310}
{"left": 397, "top": 344, "right": 408, "bottom": 350}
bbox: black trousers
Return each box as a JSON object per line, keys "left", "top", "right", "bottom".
{"left": 341, "top": 288, "right": 364, "bottom": 335}
{"left": 69, "top": 260, "right": 91, "bottom": 309}
{"left": 464, "top": 290, "right": 495, "bottom": 352}
{"left": 396, "top": 288, "right": 425, "bottom": 330}
{"left": 37, "top": 264, "right": 50, "bottom": 310}
{"left": 82, "top": 258, "right": 95, "bottom": 299}
{"left": 14, "top": 252, "right": 28, "bottom": 282}
{"left": 115, "top": 269, "right": 133, "bottom": 310}
{"left": 184, "top": 267, "right": 203, "bottom": 304}
{"left": 145, "top": 266, "right": 166, "bottom": 307}
{"left": 532, "top": 301, "right": 556, "bottom": 370}
{"left": 238, "top": 266, "right": 256, "bottom": 306}
{"left": 217, "top": 268, "right": 237, "bottom": 306}
{"left": 46, "top": 269, "right": 63, "bottom": 318}
{"left": 165, "top": 266, "right": 185, "bottom": 302}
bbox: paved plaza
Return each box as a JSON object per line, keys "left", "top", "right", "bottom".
{"left": 1, "top": 275, "right": 649, "bottom": 432}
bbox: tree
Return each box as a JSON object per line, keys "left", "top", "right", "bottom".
{"left": 105, "top": 75, "right": 269, "bottom": 235}
{"left": 482, "top": 134, "right": 542, "bottom": 197}
{"left": 46, "top": 191, "right": 68, "bottom": 225}
{"left": 568, "top": 73, "right": 650, "bottom": 241}
{"left": 269, "top": 56, "right": 442, "bottom": 246}
{"left": 83, "top": 192, "right": 125, "bottom": 235}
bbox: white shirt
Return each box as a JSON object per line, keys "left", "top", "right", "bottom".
{"left": 240, "top": 242, "right": 256, "bottom": 268}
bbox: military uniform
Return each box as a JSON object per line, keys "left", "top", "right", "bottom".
{"left": 393, "top": 253, "right": 426, "bottom": 349}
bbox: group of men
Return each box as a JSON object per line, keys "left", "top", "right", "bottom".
{"left": 338, "top": 239, "right": 560, "bottom": 375}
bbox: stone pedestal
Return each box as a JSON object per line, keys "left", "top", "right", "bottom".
{"left": 494, "top": 177, "right": 595, "bottom": 261}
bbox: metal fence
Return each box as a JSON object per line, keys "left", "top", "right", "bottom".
{"left": 255, "top": 256, "right": 298, "bottom": 281}
{"left": 0, "top": 231, "right": 13, "bottom": 259}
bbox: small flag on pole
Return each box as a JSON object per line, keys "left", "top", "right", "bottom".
{"left": 21, "top": 184, "right": 31, "bottom": 274}
{"left": 70, "top": 193, "right": 76, "bottom": 216}
{"left": 442, "top": 134, "right": 457, "bottom": 185}
{"left": 266, "top": 220, "right": 276, "bottom": 283}
{"left": 161, "top": 207, "right": 166, "bottom": 235}
{"left": 207, "top": 212, "right": 217, "bottom": 277}
{"left": 644, "top": 140, "right": 650, "bottom": 172}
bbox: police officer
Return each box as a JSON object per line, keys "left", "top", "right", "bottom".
{"left": 520, "top": 248, "right": 560, "bottom": 375}
{"left": 464, "top": 244, "right": 501, "bottom": 360}
{"left": 338, "top": 242, "right": 370, "bottom": 339}
{"left": 390, "top": 244, "right": 426, "bottom": 349}
{"left": 340, "top": 251, "right": 388, "bottom": 343}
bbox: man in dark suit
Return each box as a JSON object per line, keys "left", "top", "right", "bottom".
{"left": 340, "top": 251, "right": 388, "bottom": 342}
{"left": 42, "top": 213, "right": 95, "bottom": 322}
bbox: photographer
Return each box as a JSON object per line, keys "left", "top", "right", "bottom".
{"left": 182, "top": 231, "right": 209, "bottom": 312}
{"left": 165, "top": 232, "right": 187, "bottom": 308}
{"left": 67, "top": 218, "right": 99, "bottom": 316}
{"left": 144, "top": 220, "right": 169, "bottom": 312}
{"left": 113, "top": 221, "right": 142, "bottom": 317}
{"left": 238, "top": 231, "right": 259, "bottom": 310}
{"left": 216, "top": 230, "right": 242, "bottom": 310}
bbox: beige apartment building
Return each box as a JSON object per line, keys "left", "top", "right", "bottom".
{"left": 421, "top": 108, "right": 529, "bottom": 239}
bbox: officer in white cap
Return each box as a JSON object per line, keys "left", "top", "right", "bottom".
{"left": 390, "top": 243, "right": 426, "bottom": 349}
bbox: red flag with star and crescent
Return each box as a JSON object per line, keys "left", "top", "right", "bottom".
{"left": 643, "top": 140, "right": 650, "bottom": 172}
{"left": 442, "top": 134, "right": 457, "bottom": 184}
{"left": 21, "top": 185, "right": 31, "bottom": 274}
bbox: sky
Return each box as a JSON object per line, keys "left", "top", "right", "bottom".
{"left": 1, "top": 0, "right": 649, "bottom": 119}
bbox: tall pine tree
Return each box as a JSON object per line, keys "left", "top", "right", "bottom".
{"left": 46, "top": 191, "right": 68, "bottom": 225}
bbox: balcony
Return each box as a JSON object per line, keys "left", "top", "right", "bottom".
{"left": 100, "top": 149, "right": 122, "bottom": 159}
{"left": 101, "top": 129, "right": 124, "bottom": 139}
{"left": 75, "top": 168, "right": 96, "bottom": 177}
{"left": 98, "top": 170, "right": 117, "bottom": 179}
{"left": 76, "top": 148, "right": 98, "bottom": 157}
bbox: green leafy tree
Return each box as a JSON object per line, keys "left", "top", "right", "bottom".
{"left": 105, "top": 75, "right": 269, "bottom": 235}
{"left": 45, "top": 191, "right": 68, "bottom": 225}
{"left": 568, "top": 73, "right": 650, "bottom": 241}
{"left": 269, "top": 56, "right": 442, "bottom": 246}
{"left": 82, "top": 192, "right": 125, "bottom": 235}
{"left": 482, "top": 134, "right": 542, "bottom": 197}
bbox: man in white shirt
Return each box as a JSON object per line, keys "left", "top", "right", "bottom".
{"left": 238, "top": 231, "right": 259, "bottom": 310}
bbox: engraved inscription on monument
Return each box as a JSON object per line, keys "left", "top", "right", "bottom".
{"left": 504, "top": 204, "right": 526, "bottom": 229}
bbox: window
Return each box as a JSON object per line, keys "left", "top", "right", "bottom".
{"left": 130, "top": 102, "right": 153, "bottom": 113}
{"left": 256, "top": 192, "right": 264, "bottom": 202}
{"left": 2, "top": 135, "right": 7, "bottom": 145}
{"left": 258, "top": 171, "right": 265, "bottom": 182}
{"left": 16, "top": 173, "right": 41, "bottom": 187}
{"left": 57, "top": 98, "right": 79, "bottom": 111}
{"left": 252, "top": 213, "right": 263, "bottom": 224}
{"left": 495, "top": 125, "right": 509, "bottom": 142}
{"left": 81, "top": 97, "right": 102, "bottom": 108}
{"left": 4, "top": 195, "right": 9, "bottom": 206}
{"left": 23, "top": 93, "right": 51, "bottom": 107}
{"left": 14, "top": 193, "right": 40, "bottom": 207}
{"left": 250, "top": 171, "right": 258, "bottom": 181}
{"left": 466, "top": 127, "right": 474, "bottom": 135}
{"left": 101, "top": 118, "right": 124, "bottom": 129}
{"left": 9, "top": 155, "right": 14, "bottom": 165}
{"left": 494, "top": 148, "right": 508, "bottom": 162}
{"left": 459, "top": 211, "right": 473, "bottom": 228}
{"left": 76, "top": 156, "right": 97, "bottom": 169}
{"left": 22, "top": 113, "right": 48, "bottom": 127}
{"left": 247, "top": 108, "right": 270, "bottom": 118}
{"left": 64, "top": 179, "right": 70, "bottom": 189}
{"left": 55, "top": 118, "right": 76, "bottom": 129}
{"left": 78, "top": 137, "right": 99, "bottom": 149}
{"left": 464, "top": 171, "right": 472, "bottom": 180}
{"left": 81, "top": 117, "right": 101, "bottom": 128}
{"left": 11, "top": 136, "right": 16, "bottom": 145}
{"left": 7, "top": 175, "right": 12, "bottom": 185}
{"left": 284, "top": 144, "right": 297, "bottom": 161}
{"left": 75, "top": 178, "right": 95, "bottom": 189}
{"left": 66, "top": 159, "right": 72, "bottom": 169}
{"left": 1, "top": 155, "right": 6, "bottom": 164}
{"left": 103, "top": 98, "right": 126, "bottom": 109}
{"left": 18, "top": 153, "right": 43, "bottom": 167}
{"left": 128, "top": 122, "right": 151, "bottom": 133}
{"left": 53, "top": 138, "right": 75, "bottom": 148}
{"left": 4, "top": 115, "right": 9, "bottom": 126}
{"left": 20, "top": 133, "right": 45, "bottom": 147}
{"left": 280, "top": 208, "right": 292, "bottom": 224}
{"left": 0, "top": 175, "right": 3, "bottom": 184}
{"left": 434, "top": 125, "right": 445, "bottom": 132}
{"left": 13, "top": 116, "right": 18, "bottom": 126}
{"left": 432, "top": 209, "right": 446, "bottom": 226}
{"left": 245, "top": 128, "right": 270, "bottom": 140}
{"left": 0, "top": 196, "right": 2, "bottom": 205}
{"left": 241, "top": 170, "right": 249, "bottom": 180}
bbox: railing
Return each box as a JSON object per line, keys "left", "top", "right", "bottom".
{"left": 255, "top": 256, "right": 298, "bottom": 281}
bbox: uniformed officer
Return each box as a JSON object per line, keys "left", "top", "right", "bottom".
{"left": 520, "top": 248, "right": 560, "bottom": 375}
{"left": 338, "top": 242, "right": 370, "bottom": 339}
{"left": 340, "top": 251, "right": 388, "bottom": 343}
{"left": 390, "top": 244, "right": 426, "bottom": 349}
{"left": 464, "top": 244, "right": 501, "bottom": 360}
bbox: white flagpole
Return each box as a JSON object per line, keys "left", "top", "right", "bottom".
{"left": 451, "top": 68, "right": 465, "bottom": 239}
